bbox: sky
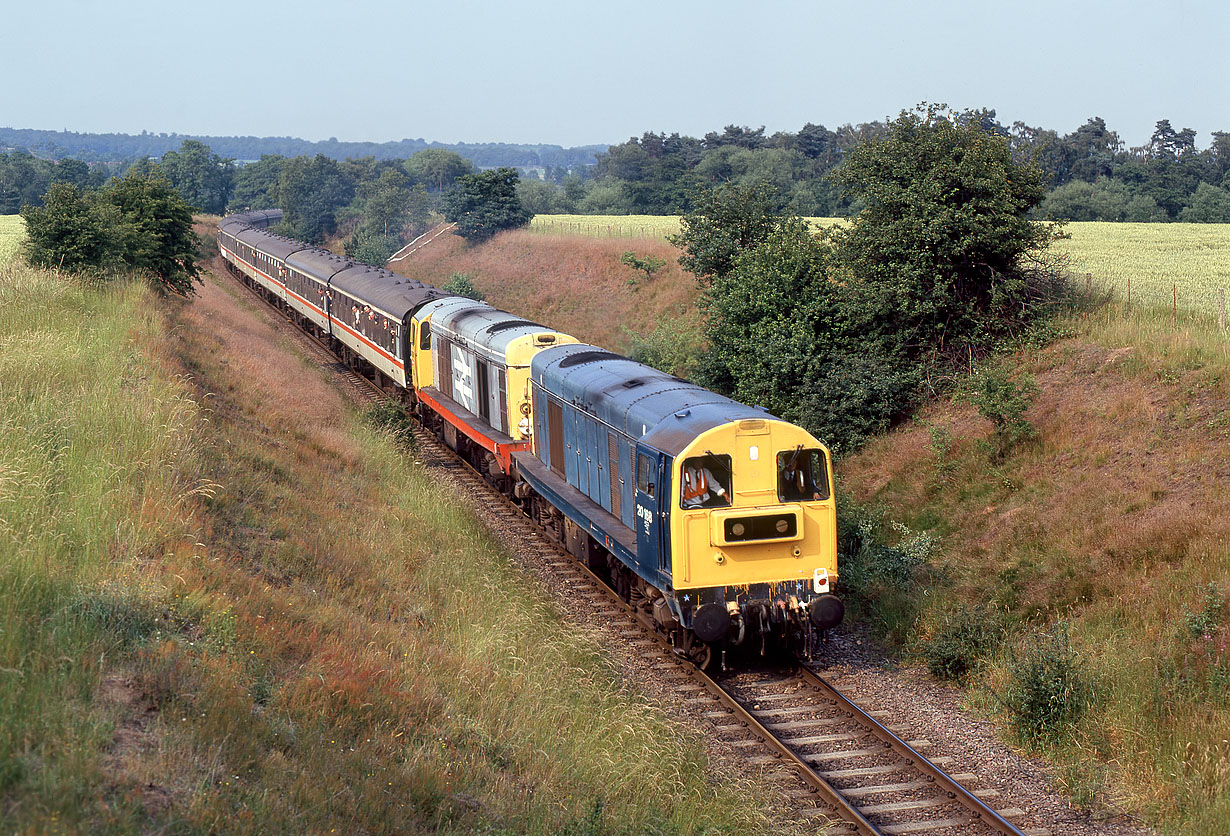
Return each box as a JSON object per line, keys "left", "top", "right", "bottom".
{"left": 5, "top": 0, "right": 1228, "bottom": 151}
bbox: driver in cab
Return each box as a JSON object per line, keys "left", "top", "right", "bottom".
{"left": 681, "top": 461, "right": 729, "bottom": 509}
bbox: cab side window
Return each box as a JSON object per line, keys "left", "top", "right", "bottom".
{"left": 637, "top": 453, "right": 654, "bottom": 498}
{"left": 777, "top": 449, "right": 830, "bottom": 502}
{"left": 419, "top": 321, "right": 432, "bottom": 351}
{"left": 680, "top": 454, "right": 732, "bottom": 509}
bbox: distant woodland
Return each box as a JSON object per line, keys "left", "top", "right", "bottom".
{"left": 3, "top": 110, "right": 1230, "bottom": 227}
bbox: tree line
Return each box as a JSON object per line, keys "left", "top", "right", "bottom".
{"left": 16, "top": 142, "right": 534, "bottom": 298}
{"left": 5, "top": 140, "right": 524, "bottom": 266}
{"left": 518, "top": 115, "right": 1230, "bottom": 223}
{"left": 0, "top": 126, "right": 602, "bottom": 170}
{"left": 7, "top": 111, "right": 1230, "bottom": 230}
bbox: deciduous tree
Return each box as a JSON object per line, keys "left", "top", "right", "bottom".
{"left": 21, "top": 183, "right": 127, "bottom": 271}
{"left": 404, "top": 149, "right": 473, "bottom": 192}
{"left": 442, "top": 167, "right": 532, "bottom": 242}
{"left": 158, "top": 140, "right": 234, "bottom": 214}
{"left": 22, "top": 173, "right": 201, "bottom": 295}
{"left": 831, "top": 103, "right": 1061, "bottom": 360}
{"left": 276, "top": 154, "right": 355, "bottom": 242}
{"left": 103, "top": 172, "right": 201, "bottom": 295}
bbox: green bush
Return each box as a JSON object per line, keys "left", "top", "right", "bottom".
{"left": 968, "top": 363, "right": 1039, "bottom": 462}
{"left": 363, "top": 401, "right": 416, "bottom": 448}
{"left": 1004, "top": 624, "right": 1094, "bottom": 744}
{"left": 619, "top": 251, "right": 666, "bottom": 289}
{"left": 622, "top": 316, "right": 704, "bottom": 380}
{"left": 793, "top": 350, "right": 918, "bottom": 455}
{"left": 441, "top": 271, "right": 485, "bottom": 301}
{"left": 1184, "top": 583, "right": 1225, "bottom": 639}
{"left": 835, "top": 498, "right": 939, "bottom": 640}
{"left": 343, "top": 228, "right": 401, "bottom": 266}
{"left": 923, "top": 605, "right": 1003, "bottom": 680}
{"left": 926, "top": 424, "right": 958, "bottom": 482}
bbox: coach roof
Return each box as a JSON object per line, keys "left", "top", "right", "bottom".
{"left": 236, "top": 227, "right": 305, "bottom": 261}
{"left": 330, "top": 264, "right": 447, "bottom": 320}
{"left": 285, "top": 248, "right": 353, "bottom": 285}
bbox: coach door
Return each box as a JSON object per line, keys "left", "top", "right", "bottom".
{"left": 476, "top": 359, "right": 491, "bottom": 425}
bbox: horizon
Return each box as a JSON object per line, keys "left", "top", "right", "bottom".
{"left": 3, "top": 109, "right": 1226, "bottom": 156}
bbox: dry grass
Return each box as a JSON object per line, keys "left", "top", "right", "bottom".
{"left": 527, "top": 215, "right": 845, "bottom": 240}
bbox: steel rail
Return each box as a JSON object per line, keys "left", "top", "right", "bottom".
{"left": 797, "top": 665, "right": 1028, "bottom": 836}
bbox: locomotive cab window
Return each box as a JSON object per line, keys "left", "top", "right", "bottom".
{"left": 680, "top": 454, "right": 732, "bottom": 509}
{"left": 419, "top": 321, "right": 431, "bottom": 351}
{"left": 777, "top": 448, "right": 830, "bottom": 502}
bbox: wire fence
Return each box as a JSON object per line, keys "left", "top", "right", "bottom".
{"left": 1079, "top": 270, "right": 1229, "bottom": 325}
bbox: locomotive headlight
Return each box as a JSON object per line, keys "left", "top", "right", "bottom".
{"left": 731, "top": 522, "right": 746, "bottom": 537}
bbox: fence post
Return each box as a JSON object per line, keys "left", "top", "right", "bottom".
{"left": 1127, "top": 276, "right": 1131, "bottom": 312}
{"left": 1219, "top": 288, "right": 1227, "bottom": 331}
{"left": 1172, "top": 283, "right": 1177, "bottom": 323}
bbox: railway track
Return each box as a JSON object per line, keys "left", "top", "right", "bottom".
{"left": 221, "top": 263, "right": 1052, "bottom": 836}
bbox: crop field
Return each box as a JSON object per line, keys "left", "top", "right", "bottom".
{"left": 530, "top": 215, "right": 1230, "bottom": 315}
{"left": 0, "top": 215, "right": 24, "bottom": 263}
{"left": 530, "top": 214, "right": 845, "bottom": 238}
{"left": 530, "top": 214, "right": 684, "bottom": 238}
{"left": 1056, "top": 222, "right": 1230, "bottom": 313}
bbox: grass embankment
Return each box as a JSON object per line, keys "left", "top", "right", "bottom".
{"left": 840, "top": 304, "right": 1230, "bottom": 835}
{"left": 0, "top": 255, "right": 793, "bottom": 834}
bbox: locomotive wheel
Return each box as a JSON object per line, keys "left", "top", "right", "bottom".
{"left": 689, "top": 642, "right": 713, "bottom": 670}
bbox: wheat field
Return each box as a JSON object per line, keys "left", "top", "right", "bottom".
{"left": 1056, "top": 222, "right": 1230, "bottom": 313}
{"left": 0, "top": 215, "right": 24, "bottom": 264}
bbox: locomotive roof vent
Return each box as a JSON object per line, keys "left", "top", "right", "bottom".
{"left": 558, "top": 349, "right": 624, "bottom": 368}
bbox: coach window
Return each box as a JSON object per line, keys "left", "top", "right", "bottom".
{"left": 777, "top": 448, "right": 830, "bottom": 502}
{"left": 680, "top": 454, "right": 732, "bottom": 509}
